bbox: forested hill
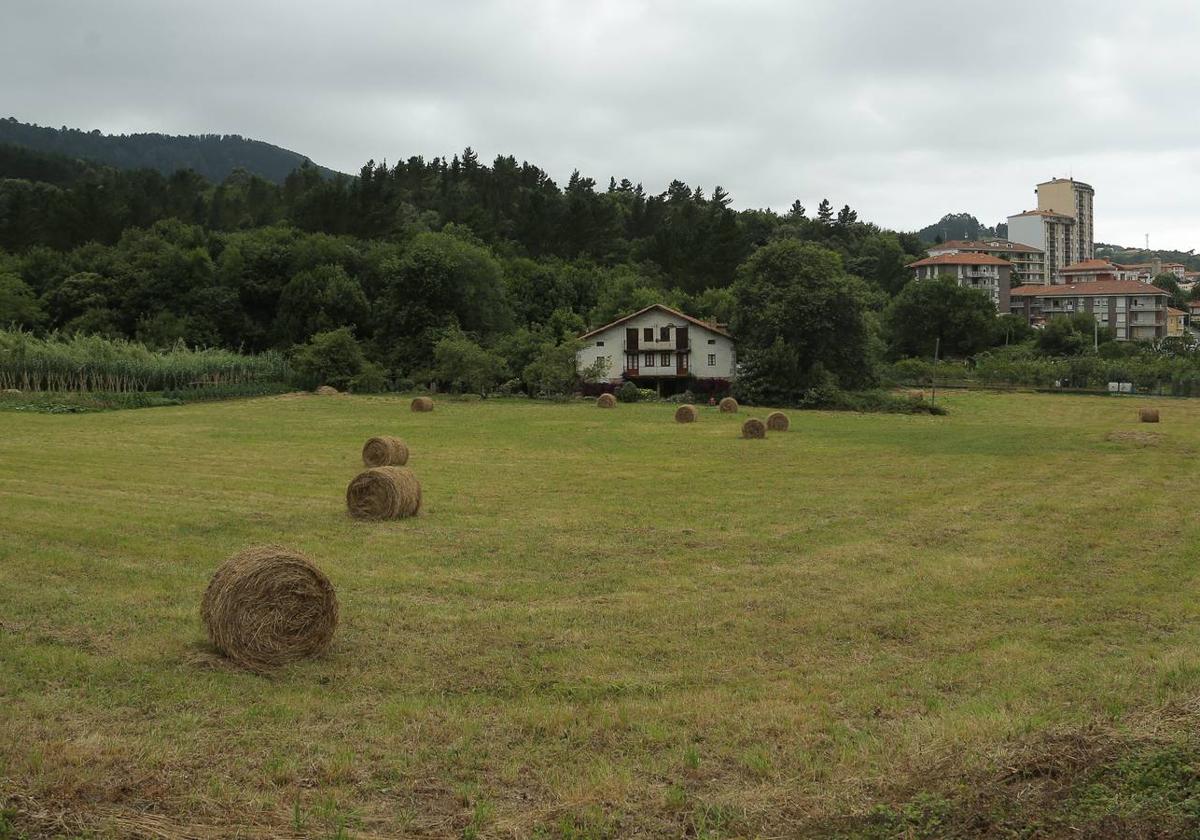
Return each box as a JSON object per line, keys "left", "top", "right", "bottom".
{"left": 0, "top": 118, "right": 341, "bottom": 184}
{"left": 918, "top": 213, "right": 1004, "bottom": 243}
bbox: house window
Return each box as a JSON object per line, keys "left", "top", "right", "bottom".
{"left": 707, "top": 339, "right": 716, "bottom": 345}
{"left": 595, "top": 340, "right": 604, "bottom": 347}
{"left": 643, "top": 327, "right": 653, "bottom": 341}
{"left": 643, "top": 352, "right": 654, "bottom": 368}
{"left": 659, "top": 326, "right": 671, "bottom": 341}
{"left": 660, "top": 352, "right": 671, "bottom": 367}
{"left": 679, "top": 354, "right": 688, "bottom": 371}
{"left": 708, "top": 354, "right": 716, "bottom": 366}
{"left": 625, "top": 353, "right": 638, "bottom": 371}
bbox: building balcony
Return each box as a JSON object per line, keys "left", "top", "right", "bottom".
{"left": 624, "top": 341, "right": 690, "bottom": 352}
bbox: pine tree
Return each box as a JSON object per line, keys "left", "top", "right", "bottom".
{"left": 817, "top": 199, "right": 833, "bottom": 224}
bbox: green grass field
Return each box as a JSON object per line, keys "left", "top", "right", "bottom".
{"left": 4, "top": 392, "right": 1200, "bottom": 838}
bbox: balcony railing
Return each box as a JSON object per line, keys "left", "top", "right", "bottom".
{"left": 624, "top": 341, "right": 690, "bottom": 351}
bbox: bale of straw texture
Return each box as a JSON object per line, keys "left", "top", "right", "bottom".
{"left": 596, "top": 392, "right": 617, "bottom": 408}
{"left": 346, "top": 466, "right": 422, "bottom": 520}
{"left": 362, "top": 435, "right": 409, "bottom": 467}
{"left": 1139, "top": 408, "right": 1160, "bottom": 423}
{"left": 719, "top": 397, "right": 739, "bottom": 413}
{"left": 766, "top": 411, "right": 790, "bottom": 432}
{"left": 742, "top": 418, "right": 767, "bottom": 439}
{"left": 675, "top": 404, "right": 698, "bottom": 423}
{"left": 315, "top": 385, "right": 339, "bottom": 395}
{"left": 201, "top": 545, "right": 338, "bottom": 670}
{"left": 411, "top": 396, "right": 435, "bottom": 412}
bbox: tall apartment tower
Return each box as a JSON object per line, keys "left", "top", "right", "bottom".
{"left": 1036, "top": 178, "right": 1094, "bottom": 265}
{"left": 1007, "top": 177, "right": 1094, "bottom": 283}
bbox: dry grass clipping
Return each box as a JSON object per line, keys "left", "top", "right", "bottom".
{"left": 719, "top": 397, "right": 739, "bottom": 413}
{"left": 200, "top": 545, "right": 338, "bottom": 671}
{"left": 675, "top": 404, "right": 698, "bottom": 423}
{"left": 1106, "top": 430, "right": 1162, "bottom": 446}
{"left": 346, "top": 466, "right": 422, "bottom": 520}
{"left": 1139, "top": 407, "right": 1160, "bottom": 423}
{"left": 596, "top": 393, "right": 616, "bottom": 408}
{"left": 362, "top": 435, "right": 409, "bottom": 467}
{"left": 411, "top": 396, "right": 434, "bottom": 412}
{"left": 315, "top": 385, "right": 339, "bottom": 395}
{"left": 766, "top": 411, "right": 790, "bottom": 431}
{"left": 742, "top": 418, "right": 766, "bottom": 439}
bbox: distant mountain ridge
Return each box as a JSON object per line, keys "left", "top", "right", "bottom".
{"left": 918, "top": 213, "right": 1007, "bottom": 244}
{"left": 0, "top": 118, "right": 342, "bottom": 184}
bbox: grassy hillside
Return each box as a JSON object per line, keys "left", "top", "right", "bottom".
{"left": 3, "top": 393, "right": 1200, "bottom": 837}
{"left": 0, "top": 117, "right": 341, "bottom": 184}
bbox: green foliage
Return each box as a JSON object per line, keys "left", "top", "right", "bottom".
{"left": 432, "top": 329, "right": 508, "bottom": 396}
{"left": 1037, "top": 313, "right": 1113, "bottom": 356}
{"left": 522, "top": 340, "right": 584, "bottom": 397}
{"left": 275, "top": 264, "right": 369, "bottom": 347}
{"left": 731, "top": 241, "right": 877, "bottom": 403}
{"left": 290, "top": 327, "right": 365, "bottom": 390}
{"left": 883, "top": 275, "right": 997, "bottom": 358}
{"left": 616, "top": 381, "right": 641, "bottom": 403}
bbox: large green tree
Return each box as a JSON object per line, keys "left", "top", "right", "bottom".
{"left": 883, "top": 275, "right": 997, "bottom": 358}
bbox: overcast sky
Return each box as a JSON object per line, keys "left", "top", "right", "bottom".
{"left": 4, "top": 0, "right": 1199, "bottom": 249}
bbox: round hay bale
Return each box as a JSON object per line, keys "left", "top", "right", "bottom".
{"left": 1139, "top": 408, "right": 1160, "bottom": 423}
{"left": 719, "top": 397, "right": 739, "bottom": 413}
{"left": 346, "top": 466, "right": 422, "bottom": 520}
{"left": 200, "top": 545, "right": 338, "bottom": 671}
{"left": 411, "top": 396, "right": 434, "bottom": 412}
{"left": 315, "top": 385, "right": 339, "bottom": 395}
{"left": 675, "top": 404, "right": 698, "bottom": 423}
{"left": 362, "top": 435, "right": 409, "bottom": 468}
{"left": 742, "top": 418, "right": 766, "bottom": 439}
{"left": 596, "top": 393, "right": 616, "bottom": 408}
{"left": 766, "top": 411, "right": 790, "bottom": 432}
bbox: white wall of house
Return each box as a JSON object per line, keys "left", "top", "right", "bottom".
{"left": 1007, "top": 215, "right": 1047, "bottom": 252}
{"left": 576, "top": 309, "right": 736, "bottom": 383}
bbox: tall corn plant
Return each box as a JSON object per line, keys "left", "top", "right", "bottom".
{"left": 0, "top": 329, "right": 291, "bottom": 393}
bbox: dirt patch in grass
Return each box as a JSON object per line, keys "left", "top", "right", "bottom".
{"left": 1106, "top": 430, "right": 1164, "bottom": 446}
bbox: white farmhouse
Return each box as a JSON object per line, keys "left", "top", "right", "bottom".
{"left": 575, "top": 304, "right": 736, "bottom": 395}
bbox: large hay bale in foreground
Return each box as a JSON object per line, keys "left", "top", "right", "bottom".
{"left": 597, "top": 393, "right": 616, "bottom": 408}
{"left": 411, "top": 396, "right": 434, "bottom": 412}
{"left": 675, "top": 404, "right": 698, "bottom": 423}
{"left": 719, "top": 397, "right": 738, "bottom": 413}
{"left": 362, "top": 435, "right": 409, "bottom": 467}
{"left": 201, "top": 546, "right": 338, "bottom": 671}
{"left": 1139, "top": 408, "right": 1160, "bottom": 423}
{"left": 346, "top": 466, "right": 422, "bottom": 520}
{"left": 766, "top": 411, "right": 790, "bottom": 432}
{"left": 742, "top": 418, "right": 766, "bottom": 439}
{"left": 315, "top": 385, "right": 339, "bottom": 395}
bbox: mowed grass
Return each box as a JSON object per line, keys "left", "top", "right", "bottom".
{"left": 3, "top": 392, "right": 1200, "bottom": 837}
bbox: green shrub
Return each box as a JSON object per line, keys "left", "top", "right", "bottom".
{"left": 350, "top": 362, "right": 389, "bottom": 393}
{"left": 637, "top": 387, "right": 658, "bottom": 401}
{"left": 616, "top": 381, "right": 640, "bottom": 403}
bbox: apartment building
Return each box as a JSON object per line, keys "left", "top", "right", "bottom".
{"left": 1007, "top": 210, "right": 1075, "bottom": 283}
{"left": 926, "top": 239, "right": 1045, "bottom": 286}
{"left": 1168, "top": 307, "right": 1187, "bottom": 338}
{"left": 907, "top": 252, "right": 1011, "bottom": 309}
{"left": 1009, "top": 280, "right": 1171, "bottom": 341}
{"left": 575, "top": 304, "right": 735, "bottom": 393}
{"left": 1036, "top": 178, "right": 1094, "bottom": 265}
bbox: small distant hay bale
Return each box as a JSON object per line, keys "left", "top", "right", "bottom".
{"left": 742, "top": 418, "right": 766, "bottom": 439}
{"left": 719, "top": 397, "right": 739, "bottom": 413}
{"left": 596, "top": 393, "right": 616, "bottom": 408}
{"left": 200, "top": 545, "right": 338, "bottom": 671}
{"left": 766, "top": 411, "right": 790, "bottom": 432}
{"left": 1139, "top": 408, "right": 1160, "bottom": 423}
{"left": 362, "top": 435, "right": 409, "bottom": 467}
{"left": 2, "top": 388, "right": 19, "bottom": 394}
{"left": 346, "top": 466, "right": 422, "bottom": 520}
{"left": 675, "top": 404, "right": 698, "bottom": 423}
{"left": 315, "top": 385, "right": 339, "bottom": 395}
{"left": 411, "top": 396, "right": 435, "bottom": 412}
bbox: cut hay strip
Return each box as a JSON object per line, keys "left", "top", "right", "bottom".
{"left": 411, "top": 396, "right": 434, "bottom": 412}
{"left": 596, "top": 393, "right": 616, "bottom": 408}
{"left": 346, "top": 466, "right": 422, "bottom": 520}
{"left": 742, "top": 418, "right": 766, "bottom": 439}
{"left": 201, "top": 545, "right": 338, "bottom": 671}
{"left": 315, "top": 385, "right": 339, "bottom": 395}
{"left": 719, "top": 397, "right": 738, "bottom": 413}
{"left": 675, "top": 404, "right": 698, "bottom": 423}
{"left": 766, "top": 411, "right": 790, "bottom": 432}
{"left": 1139, "top": 408, "right": 1160, "bottom": 423}
{"left": 362, "top": 435, "right": 409, "bottom": 468}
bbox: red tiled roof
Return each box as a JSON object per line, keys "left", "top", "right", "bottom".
{"left": 929, "top": 239, "right": 1043, "bottom": 255}
{"left": 908, "top": 253, "right": 1011, "bottom": 268}
{"left": 1168, "top": 307, "right": 1187, "bottom": 316}
{"left": 1060, "top": 259, "right": 1119, "bottom": 273}
{"left": 578, "top": 303, "right": 732, "bottom": 340}
{"left": 1008, "top": 209, "right": 1074, "bottom": 219}
{"left": 1010, "top": 281, "right": 1170, "bottom": 298}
